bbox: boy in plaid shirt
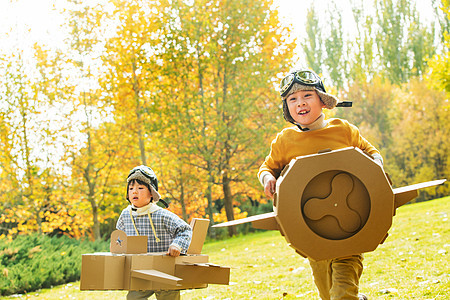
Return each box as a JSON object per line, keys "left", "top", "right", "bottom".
{"left": 116, "top": 165, "right": 192, "bottom": 300}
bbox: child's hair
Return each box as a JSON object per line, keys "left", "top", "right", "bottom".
{"left": 128, "top": 178, "right": 151, "bottom": 190}
{"left": 126, "top": 179, "right": 152, "bottom": 202}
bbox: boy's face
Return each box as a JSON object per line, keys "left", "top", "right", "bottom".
{"left": 128, "top": 181, "right": 152, "bottom": 208}
{"left": 286, "top": 90, "right": 325, "bottom": 126}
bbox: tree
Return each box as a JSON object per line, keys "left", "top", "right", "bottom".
{"left": 388, "top": 79, "right": 449, "bottom": 199}
{"left": 408, "top": 10, "right": 436, "bottom": 77}
{"left": 335, "top": 74, "right": 394, "bottom": 154}
{"left": 429, "top": 0, "right": 450, "bottom": 93}
{"left": 302, "top": 5, "right": 324, "bottom": 73}
{"left": 159, "top": 0, "right": 294, "bottom": 236}
{"left": 100, "top": 0, "right": 167, "bottom": 167}
{"left": 349, "top": 0, "right": 377, "bottom": 83}
{"left": 432, "top": 0, "right": 450, "bottom": 45}
{"left": 375, "top": 0, "right": 435, "bottom": 84}
{"left": 0, "top": 51, "right": 46, "bottom": 235}
{"left": 324, "top": 3, "right": 346, "bottom": 89}
{"left": 375, "top": 0, "right": 412, "bottom": 84}
{"left": 59, "top": 0, "right": 124, "bottom": 240}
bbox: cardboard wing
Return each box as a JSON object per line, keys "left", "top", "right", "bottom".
{"left": 213, "top": 212, "right": 278, "bottom": 230}
{"left": 213, "top": 147, "right": 446, "bottom": 261}
{"left": 131, "top": 269, "right": 182, "bottom": 285}
{"left": 81, "top": 218, "right": 230, "bottom": 291}
{"left": 393, "top": 179, "right": 446, "bottom": 209}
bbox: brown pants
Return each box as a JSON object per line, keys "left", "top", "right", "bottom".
{"left": 126, "top": 290, "right": 180, "bottom": 300}
{"left": 308, "top": 254, "right": 364, "bottom": 300}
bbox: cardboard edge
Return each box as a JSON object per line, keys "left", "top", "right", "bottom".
{"left": 131, "top": 270, "right": 182, "bottom": 286}
{"left": 252, "top": 215, "right": 279, "bottom": 230}
{"left": 393, "top": 179, "right": 446, "bottom": 209}
{"left": 174, "top": 263, "right": 230, "bottom": 285}
{"left": 276, "top": 147, "right": 394, "bottom": 261}
{"left": 211, "top": 212, "right": 277, "bottom": 228}
{"left": 187, "top": 218, "right": 210, "bottom": 254}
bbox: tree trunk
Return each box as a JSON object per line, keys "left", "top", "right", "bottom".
{"left": 222, "top": 170, "right": 236, "bottom": 236}
{"left": 91, "top": 199, "right": 100, "bottom": 240}
{"left": 132, "top": 59, "right": 147, "bottom": 165}
{"left": 179, "top": 170, "right": 188, "bottom": 222}
{"left": 206, "top": 163, "right": 216, "bottom": 239}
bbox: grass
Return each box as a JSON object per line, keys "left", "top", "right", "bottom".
{"left": 1, "top": 196, "right": 448, "bottom": 300}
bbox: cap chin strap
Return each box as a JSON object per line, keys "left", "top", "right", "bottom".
{"left": 129, "top": 203, "right": 161, "bottom": 243}
{"left": 296, "top": 124, "right": 309, "bottom": 131}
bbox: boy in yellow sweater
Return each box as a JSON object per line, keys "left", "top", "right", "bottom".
{"left": 258, "top": 70, "right": 382, "bottom": 300}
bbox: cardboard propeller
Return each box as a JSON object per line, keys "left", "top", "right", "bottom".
{"left": 213, "top": 147, "right": 446, "bottom": 261}
{"left": 80, "top": 218, "right": 230, "bottom": 291}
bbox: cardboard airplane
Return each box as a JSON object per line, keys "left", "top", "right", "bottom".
{"left": 80, "top": 218, "right": 230, "bottom": 291}
{"left": 213, "top": 147, "right": 446, "bottom": 261}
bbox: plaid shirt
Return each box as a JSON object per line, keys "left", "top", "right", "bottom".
{"left": 116, "top": 207, "right": 192, "bottom": 253}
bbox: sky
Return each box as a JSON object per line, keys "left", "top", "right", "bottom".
{"left": 0, "top": 0, "right": 63, "bottom": 52}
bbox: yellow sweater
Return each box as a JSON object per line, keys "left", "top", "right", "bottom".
{"left": 258, "top": 118, "right": 381, "bottom": 180}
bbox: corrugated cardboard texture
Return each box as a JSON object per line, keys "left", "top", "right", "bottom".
{"left": 124, "top": 253, "right": 210, "bottom": 291}
{"left": 131, "top": 269, "right": 182, "bottom": 285}
{"left": 81, "top": 253, "right": 214, "bottom": 291}
{"left": 276, "top": 147, "right": 394, "bottom": 261}
{"left": 81, "top": 218, "right": 231, "bottom": 291}
{"left": 187, "top": 218, "right": 210, "bottom": 254}
{"left": 80, "top": 253, "right": 125, "bottom": 290}
{"left": 212, "top": 147, "right": 445, "bottom": 261}
{"left": 110, "top": 230, "right": 147, "bottom": 254}
{"left": 175, "top": 263, "right": 230, "bottom": 285}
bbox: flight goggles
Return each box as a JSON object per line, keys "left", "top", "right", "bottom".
{"left": 279, "top": 70, "right": 326, "bottom": 98}
{"left": 128, "top": 166, "right": 157, "bottom": 187}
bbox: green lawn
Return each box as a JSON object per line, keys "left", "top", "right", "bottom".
{"left": 2, "top": 197, "right": 448, "bottom": 300}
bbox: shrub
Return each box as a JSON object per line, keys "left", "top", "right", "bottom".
{"left": 0, "top": 234, "right": 108, "bottom": 296}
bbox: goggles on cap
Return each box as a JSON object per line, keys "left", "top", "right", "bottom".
{"left": 128, "top": 166, "right": 157, "bottom": 188}
{"left": 279, "top": 70, "right": 326, "bottom": 98}
{"left": 279, "top": 70, "right": 353, "bottom": 108}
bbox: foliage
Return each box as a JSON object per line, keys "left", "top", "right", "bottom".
{"left": 323, "top": 4, "right": 346, "bottom": 90}
{"left": 147, "top": 0, "right": 293, "bottom": 236}
{"left": 0, "top": 233, "right": 108, "bottom": 296}
{"left": 301, "top": 5, "right": 324, "bottom": 74}
{"left": 0, "top": 0, "right": 448, "bottom": 241}
{"left": 306, "top": 0, "right": 437, "bottom": 86}
{"left": 428, "top": 0, "right": 450, "bottom": 94}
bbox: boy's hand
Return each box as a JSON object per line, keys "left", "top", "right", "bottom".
{"left": 263, "top": 174, "right": 277, "bottom": 199}
{"left": 167, "top": 245, "right": 181, "bottom": 257}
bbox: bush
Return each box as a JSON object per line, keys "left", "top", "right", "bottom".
{"left": 0, "top": 234, "right": 109, "bottom": 296}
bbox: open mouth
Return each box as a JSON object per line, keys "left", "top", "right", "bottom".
{"left": 298, "top": 109, "right": 310, "bottom": 115}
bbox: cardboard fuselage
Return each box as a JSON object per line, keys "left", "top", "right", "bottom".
{"left": 80, "top": 252, "right": 229, "bottom": 291}
{"left": 80, "top": 219, "right": 230, "bottom": 291}
{"left": 213, "top": 147, "right": 446, "bottom": 261}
